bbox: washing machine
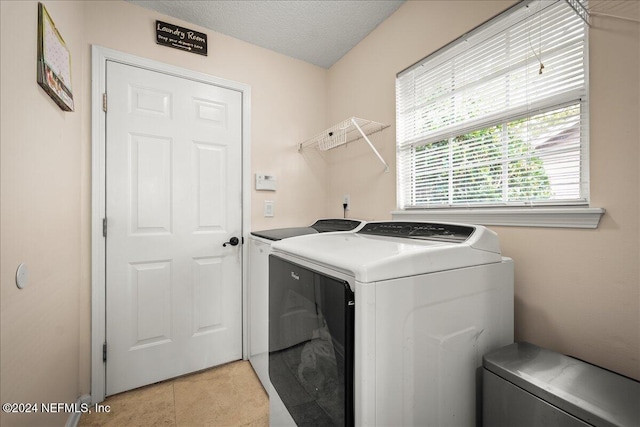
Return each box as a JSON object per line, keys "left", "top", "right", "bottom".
{"left": 268, "top": 221, "right": 514, "bottom": 426}
{"left": 248, "top": 219, "right": 364, "bottom": 392}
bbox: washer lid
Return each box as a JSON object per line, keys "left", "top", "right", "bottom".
{"left": 251, "top": 218, "right": 363, "bottom": 241}
{"left": 310, "top": 218, "right": 363, "bottom": 233}
{"left": 250, "top": 227, "right": 318, "bottom": 241}
{"left": 271, "top": 222, "right": 503, "bottom": 282}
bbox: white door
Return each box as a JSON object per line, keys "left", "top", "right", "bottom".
{"left": 105, "top": 61, "right": 243, "bottom": 395}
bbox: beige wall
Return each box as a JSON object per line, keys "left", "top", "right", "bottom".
{"left": 1, "top": 1, "right": 328, "bottom": 425}
{"left": 1, "top": 1, "right": 638, "bottom": 426}
{"left": 1, "top": 1, "right": 85, "bottom": 425}
{"left": 326, "top": 1, "right": 640, "bottom": 380}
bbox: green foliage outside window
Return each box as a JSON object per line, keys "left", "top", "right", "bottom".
{"left": 414, "top": 115, "right": 556, "bottom": 206}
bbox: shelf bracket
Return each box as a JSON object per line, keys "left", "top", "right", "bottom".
{"left": 565, "top": 0, "right": 590, "bottom": 26}
{"left": 350, "top": 118, "right": 389, "bottom": 173}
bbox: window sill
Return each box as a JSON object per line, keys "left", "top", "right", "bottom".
{"left": 391, "top": 207, "right": 605, "bottom": 229}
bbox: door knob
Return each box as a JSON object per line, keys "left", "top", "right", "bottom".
{"left": 223, "top": 237, "right": 240, "bottom": 247}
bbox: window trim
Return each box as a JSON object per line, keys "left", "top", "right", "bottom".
{"left": 391, "top": 206, "right": 605, "bottom": 229}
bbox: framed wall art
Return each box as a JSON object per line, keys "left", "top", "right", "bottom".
{"left": 37, "top": 2, "right": 74, "bottom": 111}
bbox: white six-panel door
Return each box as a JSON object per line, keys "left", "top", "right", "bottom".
{"left": 105, "top": 61, "right": 242, "bottom": 395}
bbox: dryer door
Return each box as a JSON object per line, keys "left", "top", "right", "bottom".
{"left": 269, "top": 255, "right": 354, "bottom": 426}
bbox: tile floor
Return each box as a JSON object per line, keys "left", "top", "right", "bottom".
{"left": 79, "top": 360, "right": 269, "bottom": 427}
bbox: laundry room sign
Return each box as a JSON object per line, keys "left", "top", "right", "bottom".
{"left": 155, "top": 20, "right": 208, "bottom": 56}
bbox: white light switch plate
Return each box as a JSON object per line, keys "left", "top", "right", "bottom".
{"left": 264, "top": 200, "right": 274, "bottom": 217}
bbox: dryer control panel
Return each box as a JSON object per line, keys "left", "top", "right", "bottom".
{"left": 358, "top": 221, "right": 475, "bottom": 243}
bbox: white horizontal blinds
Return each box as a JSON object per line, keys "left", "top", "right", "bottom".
{"left": 396, "top": 0, "right": 588, "bottom": 209}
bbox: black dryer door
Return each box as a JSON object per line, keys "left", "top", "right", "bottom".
{"left": 269, "top": 255, "right": 354, "bottom": 426}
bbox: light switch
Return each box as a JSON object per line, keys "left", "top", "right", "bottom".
{"left": 264, "top": 200, "right": 274, "bottom": 217}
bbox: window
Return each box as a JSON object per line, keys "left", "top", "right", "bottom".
{"left": 396, "top": 0, "right": 589, "bottom": 212}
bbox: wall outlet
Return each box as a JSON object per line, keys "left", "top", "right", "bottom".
{"left": 343, "top": 194, "right": 350, "bottom": 210}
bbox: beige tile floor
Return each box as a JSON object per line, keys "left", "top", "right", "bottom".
{"left": 79, "top": 360, "right": 269, "bottom": 427}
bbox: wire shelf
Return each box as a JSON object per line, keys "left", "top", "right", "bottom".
{"left": 300, "top": 117, "right": 388, "bottom": 151}
{"left": 298, "top": 117, "right": 390, "bottom": 172}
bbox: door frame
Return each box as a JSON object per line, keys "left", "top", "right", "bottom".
{"left": 90, "top": 46, "right": 251, "bottom": 403}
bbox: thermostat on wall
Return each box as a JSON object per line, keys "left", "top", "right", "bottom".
{"left": 255, "top": 173, "right": 277, "bottom": 191}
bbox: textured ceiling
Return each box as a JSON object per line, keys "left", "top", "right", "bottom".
{"left": 127, "top": 0, "right": 405, "bottom": 68}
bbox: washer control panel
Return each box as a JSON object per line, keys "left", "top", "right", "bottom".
{"left": 358, "top": 221, "right": 475, "bottom": 243}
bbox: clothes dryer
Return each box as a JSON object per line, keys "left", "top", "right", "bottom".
{"left": 269, "top": 221, "right": 514, "bottom": 426}
{"left": 248, "top": 219, "right": 364, "bottom": 392}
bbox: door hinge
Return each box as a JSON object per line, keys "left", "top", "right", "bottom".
{"left": 102, "top": 342, "right": 107, "bottom": 362}
{"left": 102, "top": 93, "right": 107, "bottom": 112}
{"left": 102, "top": 218, "right": 107, "bottom": 238}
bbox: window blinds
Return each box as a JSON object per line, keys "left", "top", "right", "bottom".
{"left": 396, "top": 0, "right": 588, "bottom": 209}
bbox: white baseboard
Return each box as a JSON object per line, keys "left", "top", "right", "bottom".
{"left": 65, "top": 394, "right": 92, "bottom": 427}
